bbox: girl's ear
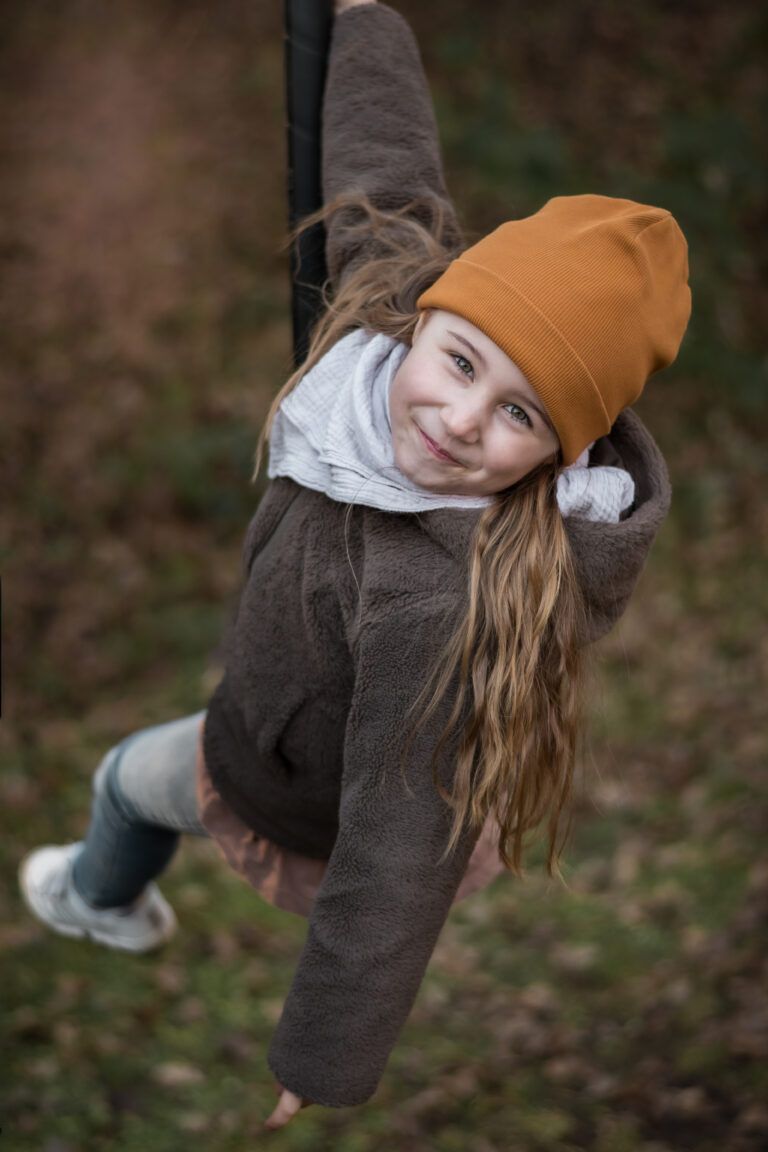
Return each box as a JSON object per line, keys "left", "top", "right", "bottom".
{"left": 412, "top": 309, "right": 430, "bottom": 342}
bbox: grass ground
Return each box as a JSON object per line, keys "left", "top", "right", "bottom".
{"left": 2, "top": 1, "right": 766, "bottom": 1148}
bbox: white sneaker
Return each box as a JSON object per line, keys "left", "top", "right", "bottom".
{"left": 19, "top": 843, "right": 177, "bottom": 954}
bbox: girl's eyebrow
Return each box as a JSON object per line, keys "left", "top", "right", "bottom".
{"left": 508, "top": 391, "right": 551, "bottom": 429}
{"left": 447, "top": 330, "right": 487, "bottom": 371}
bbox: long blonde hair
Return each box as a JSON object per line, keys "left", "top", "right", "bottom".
{"left": 411, "top": 462, "right": 585, "bottom": 876}
{"left": 260, "top": 194, "right": 586, "bottom": 875}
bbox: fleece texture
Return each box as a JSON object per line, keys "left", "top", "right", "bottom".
{"left": 202, "top": 2, "right": 672, "bottom": 1109}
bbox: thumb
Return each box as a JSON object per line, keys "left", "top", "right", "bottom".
{"left": 264, "top": 1085, "right": 306, "bottom": 1130}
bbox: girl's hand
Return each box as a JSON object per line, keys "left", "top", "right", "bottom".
{"left": 264, "top": 1082, "right": 313, "bottom": 1131}
{"left": 334, "top": 0, "right": 377, "bottom": 13}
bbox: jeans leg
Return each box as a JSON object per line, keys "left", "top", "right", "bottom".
{"left": 72, "top": 714, "right": 206, "bottom": 909}
{"left": 115, "top": 712, "right": 207, "bottom": 834}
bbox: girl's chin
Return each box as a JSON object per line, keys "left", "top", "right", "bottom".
{"left": 407, "top": 470, "right": 479, "bottom": 498}
{"left": 400, "top": 456, "right": 451, "bottom": 490}
{"left": 395, "top": 443, "right": 481, "bottom": 496}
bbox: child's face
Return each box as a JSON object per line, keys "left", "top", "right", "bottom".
{"left": 390, "top": 310, "right": 560, "bottom": 497}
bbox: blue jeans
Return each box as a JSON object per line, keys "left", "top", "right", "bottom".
{"left": 72, "top": 713, "right": 209, "bottom": 908}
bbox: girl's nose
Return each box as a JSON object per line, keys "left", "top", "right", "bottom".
{"left": 442, "top": 396, "right": 483, "bottom": 442}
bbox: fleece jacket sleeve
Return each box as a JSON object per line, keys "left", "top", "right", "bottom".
{"left": 565, "top": 409, "right": 673, "bottom": 645}
{"left": 267, "top": 602, "right": 479, "bottom": 1107}
{"left": 321, "top": 2, "right": 462, "bottom": 289}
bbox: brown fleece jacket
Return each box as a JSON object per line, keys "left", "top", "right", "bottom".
{"left": 202, "top": 3, "right": 672, "bottom": 1108}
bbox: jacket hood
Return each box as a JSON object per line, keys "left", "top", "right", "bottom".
{"left": 417, "top": 407, "right": 671, "bottom": 645}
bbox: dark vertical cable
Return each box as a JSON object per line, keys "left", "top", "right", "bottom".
{"left": 284, "top": 0, "right": 334, "bottom": 368}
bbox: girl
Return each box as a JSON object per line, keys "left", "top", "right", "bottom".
{"left": 19, "top": 0, "right": 690, "bottom": 1131}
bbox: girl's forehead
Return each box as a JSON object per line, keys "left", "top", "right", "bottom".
{"left": 428, "top": 310, "right": 512, "bottom": 363}
{"left": 427, "top": 310, "right": 529, "bottom": 378}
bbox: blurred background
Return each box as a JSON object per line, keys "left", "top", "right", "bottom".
{"left": 1, "top": 0, "right": 766, "bottom": 1148}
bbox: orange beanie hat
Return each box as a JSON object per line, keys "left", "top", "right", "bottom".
{"left": 417, "top": 194, "right": 691, "bottom": 464}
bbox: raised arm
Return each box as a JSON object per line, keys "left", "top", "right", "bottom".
{"left": 322, "top": 1, "right": 462, "bottom": 288}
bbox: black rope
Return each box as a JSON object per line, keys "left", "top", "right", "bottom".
{"left": 284, "top": 0, "right": 334, "bottom": 367}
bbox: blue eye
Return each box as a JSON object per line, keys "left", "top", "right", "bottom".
{"left": 503, "top": 402, "right": 531, "bottom": 426}
{"left": 451, "top": 354, "right": 474, "bottom": 378}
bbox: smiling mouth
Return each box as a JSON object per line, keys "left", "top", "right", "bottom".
{"left": 418, "top": 426, "right": 462, "bottom": 465}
